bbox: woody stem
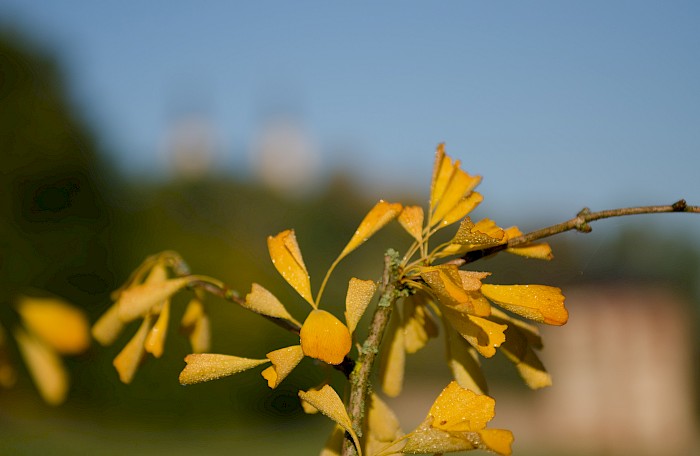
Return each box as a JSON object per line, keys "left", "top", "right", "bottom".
{"left": 463, "top": 199, "right": 699, "bottom": 263}
{"left": 342, "top": 249, "right": 404, "bottom": 456}
{"left": 508, "top": 199, "right": 698, "bottom": 247}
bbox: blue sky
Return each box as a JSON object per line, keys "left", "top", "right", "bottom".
{"left": 2, "top": 1, "right": 699, "bottom": 231}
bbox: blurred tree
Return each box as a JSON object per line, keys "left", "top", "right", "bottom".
{"left": 0, "top": 30, "right": 114, "bottom": 307}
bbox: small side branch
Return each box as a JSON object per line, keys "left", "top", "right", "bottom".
{"left": 507, "top": 199, "right": 698, "bottom": 247}
{"left": 188, "top": 278, "right": 301, "bottom": 335}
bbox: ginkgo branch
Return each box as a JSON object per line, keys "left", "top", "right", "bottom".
{"left": 464, "top": 199, "right": 699, "bottom": 263}
{"left": 188, "top": 278, "right": 302, "bottom": 335}
{"left": 343, "top": 250, "right": 404, "bottom": 456}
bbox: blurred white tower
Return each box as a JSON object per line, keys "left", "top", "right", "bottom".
{"left": 252, "top": 116, "right": 320, "bottom": 195}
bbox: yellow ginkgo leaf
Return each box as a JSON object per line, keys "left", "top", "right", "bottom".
{"left": 402, "top": 294, "right": 438, "bottom": 354}
{"left": 442, "top": 308, "right": 506, "bottom": 358}
{"left": 490, "top": 309, "right": 551, "bottom": 389}
{"left": 398, "top": 205, "right": 424, "bottom": 242}
{"left": 338, "top": 200, "right": 402, "bottom": 261}
{"left": 420, "top": 265, "right": 490, "bottom": 316}
{"left": 364, "top": 393, "right": 403, "bottom": 456}
{"left": 402, "top": 416, "right": 479, "bottom": 454}
{"left": 481, "top": 284, "right": 568, "bottom": 325}
{"left": 261, "top": 345, "right": 304, "bottom": 389}
{"left": 268, "top": 230, "right": 314, "bottom": 306}
{"left": 144, "top": 300, "right": 170, "bottom": 358}
{"left": 477, "top": 429, "right": 515, "bottom": 455}
{"left": 367, "top": 393, "right": 402, "bottom": 442}
{"left": 446, "top": 325, "right": 488, "bottom": 394}
{"left": 17, "top": 296, "right": 90, "bottom": 355}
{"left": 320, "top": 425, "right": 344, "bottom": 456}
{"left": 244, "top": 283, "right": 301, "bottom": 326}
{"left": 379, "top": 307, "right": 405, "bottom": 397}
{"left": 504, "top": 226, "right": 554, "bottom": 260}
{"left": 430, "top": 143, "right": 451, "bottom": 207}
{"left": 14, "top": 327, "right": 68, "bottom": 406}
{"left": 300, "top": 310, "right": 351, "bottom": 365}
{"left": 429, "top": 381, "right": 495, "bottom": 432}
{"left": 179, "top": 353, "right": 269, "bottom": 385}
{"left": 300, "top": 383, "right": 325, "bottom": 414}
{"left": 441, "top": 192, "right": 484, "bottom": 227}
{"left": 92, "top": 302, "right": 125, "bottom": 346}
{"left": 402, "top": 424, "right": 513, "bottom": 456}
{"left": 117, "top": 277, "right": 191, "bottom": 323}
{"left": 451, "top": 217, "right": 504, "bottom": 247}
{"left": 298, "top": 385, "right": 362, "bottom": 456}
{"left": 113, "top": 315, "right": 153, "bottom": 384}
{"left": 181, "top": 297, "right": 210, "bottom": 353}
{"left": 431, "top": 167, "right": 482, "bottom": 227}
{"left": 420, "top": 265, "right": 469, "bottom": 305}
{"left": 344, "top": 278, "right": 377, "bottom": 334}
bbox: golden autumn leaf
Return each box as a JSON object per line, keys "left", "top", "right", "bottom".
{"left": 144, "top": 301, "right": 170, "bottom": 358}
{"left": 364, "top": 393, "right": 403, "bottom": 456}
{"left": 298, "top": 385, "right": 362, "bottom": 456}
{"left": 261, "top": 345, "right": 304, "bottom": 388}
{"left": 432, "top": 168, "right": 482, "bottom": 227}
{"left": 420, "top": 265, "right": 490, "bottom": 316}
{"left": 268, "top": 230, "right": 315, "bottom": 306}
{"left": 441, "top": 192, "right": 484, "bottom": 227}
{"left": 481, "top": 284, "right": 568, "bottom": 325}
{"left": 398, "top": 205, "right": 424, "bottom": 242}
{"left": 244, "top": 283, "right": 301, "bottom": 326}
{"left": 117, "top": 277, "right": 190, "bottom": 323}
{"left": 442, "top": 307, "right": 506, "bottom": 358}
{"left": 430, "top": 381, "right": 495, "bottom": 432}
{"left": 402, "top": 293, "right": 439, "bottom": 354}
{"left": 379, "top": 307, "right": 405, "bottom": 397}
{"left": 504, "top": 226, "right": 554, "bottom": 260}
{"left": 17, "top": 296, "right": 90, "bottom": 355}
{"left": 338, "top": 200, "right": 403, "bottom": 261}
{"left": 429, "top": 144, "right": 482, "bottom": 228}
{"left": 180, "top": 297, "right": 210, "bottom": 353}
{"left": 92, "top": 302, "right": 125, "bottom": 346}
{"left": 344, "top": 278, "right": 377, "bottom": 334}
{"left": 490, "top": 309, "right": 551, "bottom": 389}
{"left": 477, "top": 429, "right": 515, "bottom": 455}
{"left": 403, "top": 382, "right": 513, "bottom": 455}
{"left": 113, "top": 315, "right": 153, "bottom": 384}
{"left": 446, "top": 325, "right": 488, "bottom": 394}
{"left": 300, "top": 310, "right": 351, "bottom": 365}
{"left": 179, "top": 353, "right": 269, "bottom": 385}
{"left": 14, "top": 327, "right": 68, "bottom": 406}
{"left": 320, "top": 425, "right": 344, "bottom": 456}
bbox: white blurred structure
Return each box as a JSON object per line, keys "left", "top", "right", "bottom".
{"left": 501, "top": 285, "right": 697, "bottom": 455}
{"left": 251, "top": 116, "right": 320, "bottom": 196}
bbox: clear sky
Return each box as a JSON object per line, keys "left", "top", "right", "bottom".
{"left": 2, "top": 1, "right": 699, "bottom": 230}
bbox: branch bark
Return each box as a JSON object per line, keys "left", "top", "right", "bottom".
{"left": 463, "top": 200, "right": 698, "bottom": 263}
{"left": 342, "top": 250, "right": 403, "bottom": 456}
{"left": 508, "top": 199, "right": 698, "bottom": 247}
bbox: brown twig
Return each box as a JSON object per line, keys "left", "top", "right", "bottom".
{"left": 508, "top": 199, "right": 698, "bottom": 247}
{"left": 342, "top": 250, "right": 403, "bottom": 456}
{"left": 188, "top": 279, "right": 301, "bottom": 335}
{"left": 462, "top": 200, "right": 698, "bottom": 263}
